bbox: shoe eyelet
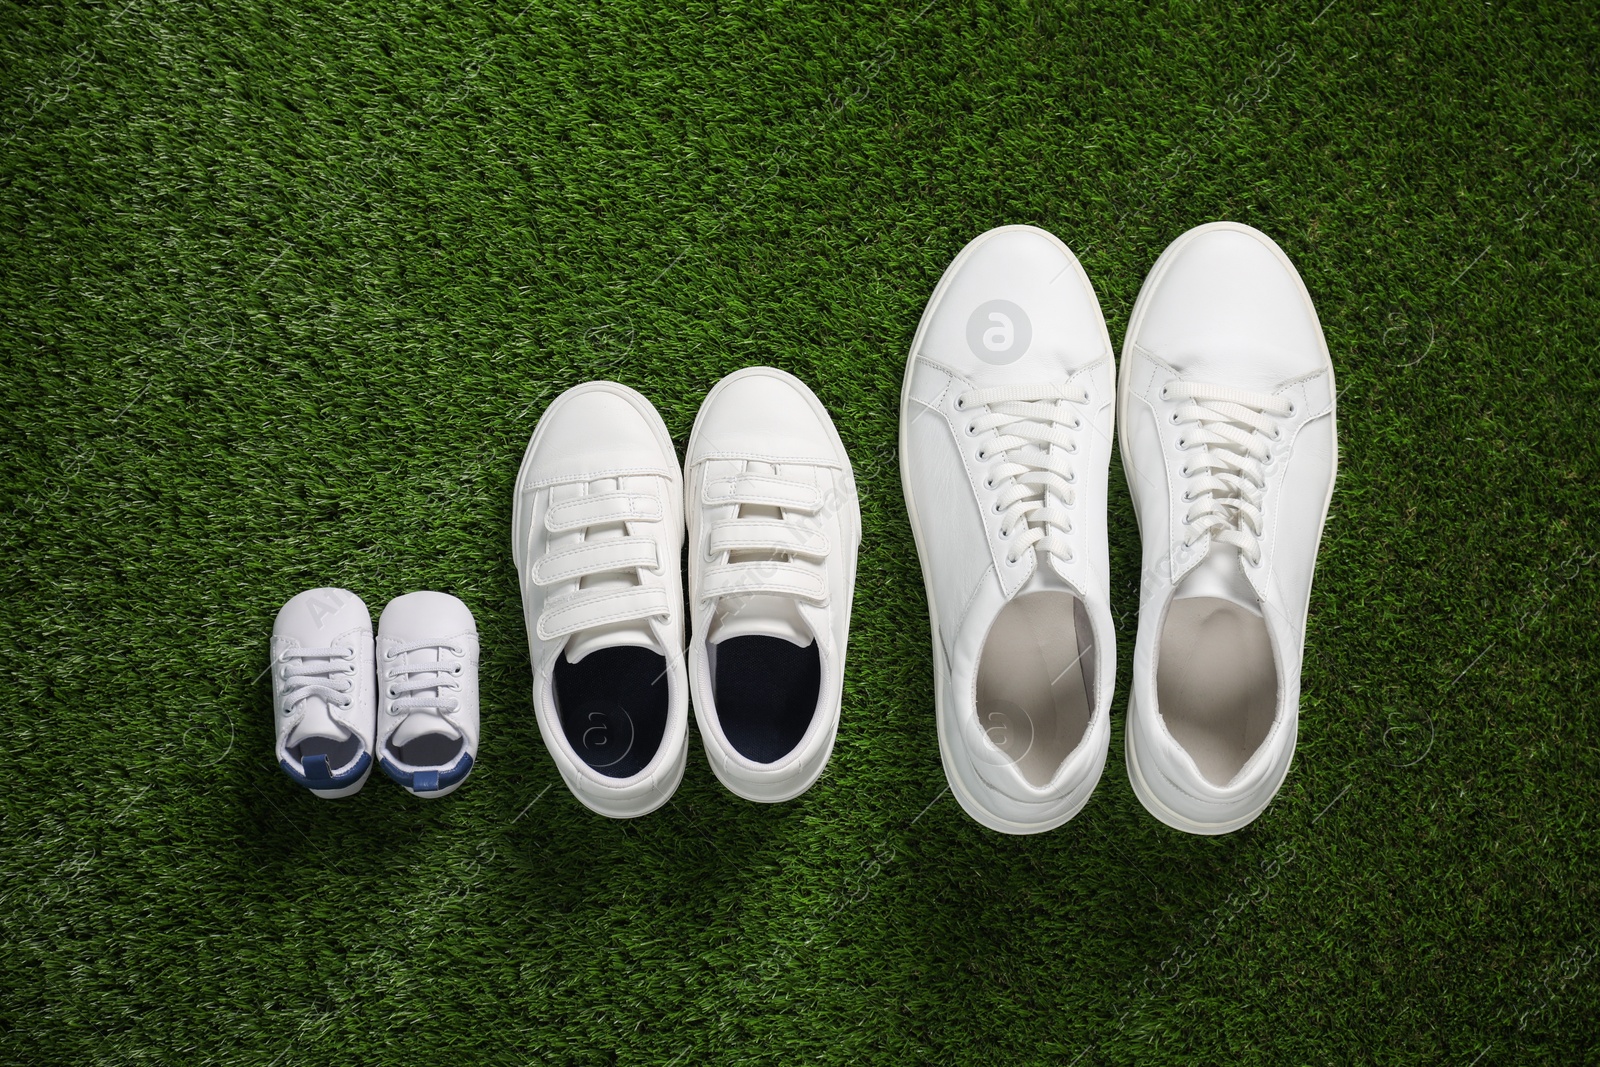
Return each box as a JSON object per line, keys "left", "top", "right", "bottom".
{"left": 386, "top": 688, "right": 397, "bottom": 699}
{"left": 965, "top": 423, "right": 979, "bottom": 437}
{"left": 451, "top": 665, "right": 463, "bottom": 676}
{"left": 1181, "top": 491, "right": 1193, "bottom": 501}
{"left": 983, "top": 478, "right": 994, "bottom": 489}
{"left": 1287, "top": 402, "right": 1297, "bottom": 417}
{"left": 450, "top": 646, "right": 465, "bottom": 656}
{"left": 975, "top": 450, "right": 986, "bottom": 462}
{"left": 955, "top": 396, "right": 966, "bottom": 411}
{"left": 1176, "top": 438, "right": 1187, "bottom": 450}
{"left": 1180, "top": 466, "right": 1190, "bottom": 477}
{"left": 1169, "top": 412, "right": 1179, "bottom": 424}
{"left": 1160, "top": 385, "right": 1171, "bottom": 400}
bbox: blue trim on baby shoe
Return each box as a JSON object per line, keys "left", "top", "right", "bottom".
{"left": 380, "top": 752, "right": 474, "bottom": 794}
{"left": 280, "top": 750, "right": 370, "bottom": 791}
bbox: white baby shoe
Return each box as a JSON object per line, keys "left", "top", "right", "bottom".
{"left": 271, "top": 588, "right": 376, "bottom": 799}
{"left": 376, "top": 591, "right": 479, "bottom": 799}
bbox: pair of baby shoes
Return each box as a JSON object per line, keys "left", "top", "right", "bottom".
{"left": 270, "top": 589, "right": 480, "bottom": 799}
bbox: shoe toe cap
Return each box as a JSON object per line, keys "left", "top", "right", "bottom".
{"left": 274, "top": 588, "right": 371, "bottom": 643}
{"left": 523, "top": 384, "right": 675, "bottom": 485}
{"left": 1133, "top": 223, "right": 1327, "bottom": 389}
{"left": 918, "top": 225, "right": 1109, "bottom": 379}
{"left": 379, "top": 591, "right": 476, "bottom": 644}
{"left": 693, "top": 369, "right": 836, "bottom": 463}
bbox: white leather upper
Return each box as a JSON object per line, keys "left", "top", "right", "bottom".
{"left": 686, "top": 367, "right": 860, "bottom": 801}
{"left": 376, "top": 591, "right": 480, "bottom": 772}
{"left": 900, "top": 225, "right": 1117, "bottom": 832}
{"left": 512, "top": 382, "right": 689, "bottom": 817}
{"left": 271, "top": 587, "right": 375, "bottom": 778}
{"left": 1120, "top": 222, "right": 1337, "bottom": 832}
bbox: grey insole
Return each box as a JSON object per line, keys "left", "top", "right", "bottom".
{"left": 975, "top": 591, "right": 1095, "bottom": 788}
{"left": 387, "top": 732, "right": 463, "bottom": 768}
{"left": 297, "top": 734, "right": 361, "bottom": 770}
{"left": 1157, "top": 597, "right": 1277, "bottom": 786}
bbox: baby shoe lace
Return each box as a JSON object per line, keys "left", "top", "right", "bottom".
{"left": 278, "top": 647, "right": 355, "bottom": 711}
{"left": 956, "top": 382, "right": 1088, "bottom": 566}
{"left": 384, "top": 640, "right": 465, "bottom": 719}
{"left": 1165, "top": 381, "right": 1294, "bottom": 565}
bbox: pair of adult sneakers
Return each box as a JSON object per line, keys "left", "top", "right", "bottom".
{"left": 512, "top": 368, "right": 861, "bottom": 818}
{"left": 271, "top": 589, "right": 481, "bottom": 799}
{"left": 902, "top": 221, "right": 1337, "bottom": 836}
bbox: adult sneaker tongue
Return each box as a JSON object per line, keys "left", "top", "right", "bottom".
{"left": 1174, "top": 543, "right": 1262, "bottom": 615}
{"left": 708, "top": 594, "right": 812, "bottom": 647}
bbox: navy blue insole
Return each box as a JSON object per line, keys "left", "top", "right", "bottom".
{"left": 714, "top": 636, "right": 820, "bottom": 764}
{"left": 553, "top": 645, "right": 669, "bottom": 779}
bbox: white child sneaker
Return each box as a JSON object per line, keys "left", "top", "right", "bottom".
{"left": 685, "top": 367, "right": 861, "bottom": 803}
{"left": 271, "top": 588, "right": 376, "bottom": 799}
{"left": 376, "top": 591, "right": 479, "bottom": 799}
{"left": 899, "top": 225, "right": 1118, "bottom": 834}
{"left": 512, "top": 382, "right": 689, "bottom": 818}
{"left": 1119, "top": 221, "right": 1337, "bottom": 835}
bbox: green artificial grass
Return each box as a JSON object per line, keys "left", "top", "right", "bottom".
{"left": 3, "top": 0, "right": 1598, "bottom": 1062}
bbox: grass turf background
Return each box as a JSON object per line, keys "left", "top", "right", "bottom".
{"left": 3, "top": 0, "right": 1598, "bottom": 1062}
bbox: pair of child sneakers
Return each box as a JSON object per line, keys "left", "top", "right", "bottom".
{"left": 512, "top": 367, "right": 861, "bottom": 818}
{"left": 271, "top": 589, "right": 480, "bottom": 799}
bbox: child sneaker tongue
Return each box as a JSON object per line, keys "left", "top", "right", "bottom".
{"left": 707, "top": 462, "right": 814, "bottom": 649}
{"left": 563, "top": 476, "right": 669, "bottom": 664}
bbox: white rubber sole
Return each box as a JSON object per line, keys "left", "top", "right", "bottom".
{"left": 1116, "top": 221, "right": 1339, "bottom": 835}
{"left": 406, "top": 775, "right": 470, "bottom": 801}
{"left": 559, "top": 730, "right": 688, "bottom": 819}
{"left": 899, "top": 225, "right": 1113, "bottom": 835}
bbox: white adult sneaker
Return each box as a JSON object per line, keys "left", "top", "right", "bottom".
{"left": 899, "top": 225, "right": 1117, "bottom": 834}
{"left": 513, "top": 382, "right": 689, "bottom": 818}
{"left": 1119, "top": 221, "right": 1338, "bottom": 835}
{"left": 376, "top": 592, "right": 479, "bottom": 799}
{"left": 686, "top": 367, "right": 860, "bottom": 803}
{"left": 271, "top": 588, "right": 376, "bottom": 799}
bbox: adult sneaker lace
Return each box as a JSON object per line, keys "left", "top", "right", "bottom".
{"left": 1165, "top": 381, "right": 1294, "bottom": 565}
{"left": 956, "top": 382, "right": 1088, "bottom": 566}
{"left": 278, "top": 647, "right": 355, "bottom": 711}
